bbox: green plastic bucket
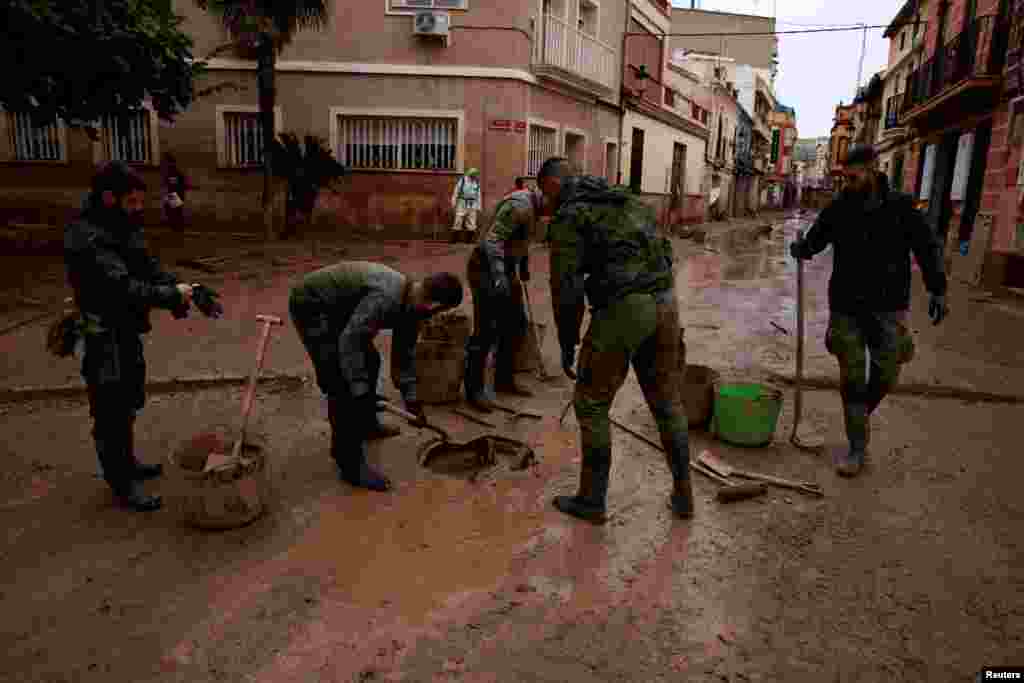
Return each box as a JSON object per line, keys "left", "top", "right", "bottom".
{"left": 711, "top": 383, "right": 784, "bottom": 447}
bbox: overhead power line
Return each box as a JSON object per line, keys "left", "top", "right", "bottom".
{"left": 632, "top": 24, "right": 909, "bottom": 37}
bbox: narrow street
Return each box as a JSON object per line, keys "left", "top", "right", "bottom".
{"left": 1, "top": 213, "right": 1023, "bottom": 682}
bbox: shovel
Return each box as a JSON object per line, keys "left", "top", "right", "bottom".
{"left": 790, "top": 228, "right": 824, "bottom": 453}
{"left": 521, "top": 279, "right": 556, "bottom": 382}
{"left": 377, "top": 400, "right": 535, "bottom": 471}
{"left": 697, "top": 450, "right": 824, "bottom": 498}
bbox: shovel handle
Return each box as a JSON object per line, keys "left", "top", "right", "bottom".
{"left": 376, "top": 400, "right": 450, "bottom": 442}
{"left": 715, "top": 482, "right": 768, "bottom": 503}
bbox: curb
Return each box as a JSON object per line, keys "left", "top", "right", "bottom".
{"left": 767, "top": 373, "right": 1024, "bottom": 405}
{"left": 0, "top": 373, "right": 308, "bottom": 404}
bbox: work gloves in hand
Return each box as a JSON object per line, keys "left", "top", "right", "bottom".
{"left": 789, "top": 239, "right": 811, "bottom": 260}
{"left": 561, "top": 346, "right": 577, "bottom": 381}
{"left": 928, "top": 294, "right": 948, "bottom": 326}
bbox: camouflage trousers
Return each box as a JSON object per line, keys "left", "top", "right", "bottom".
{"left": 826, "top": 310, "right": 915, "bottom": 447}
{"left": 574, "top": 289, "right": 690, "bottom": 481}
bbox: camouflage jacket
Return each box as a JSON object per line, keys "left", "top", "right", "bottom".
{"left": 294, "top": 261, "right": 420, "bottom": 401}
{"left": 64, "top": 199, "right": 182, "bottom": 335}
{"left": 796, "top": 175, "right": 947, "bottom": 313}
{"left": 479, "top": 189, "right": 541, "bottom": 281}
{"left": 548, "top": 176, "right": 675, "bottom": 352}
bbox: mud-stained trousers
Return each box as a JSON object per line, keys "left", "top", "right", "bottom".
{"left": 288, "top": 291, "right": 385, "bottom": 467}
{"left": 825, "top": 310, "right": 915, "bottom": 453}
{"left": 573, "top": 289, "right": 690, "bottom": 505}
{"left": 81, "top": 329, "right": 147, "bottom": 491}
{"left": 464, "top": 247, "right": 528, "bottom": 398}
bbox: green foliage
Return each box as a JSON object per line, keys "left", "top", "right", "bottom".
{"left": 0, "top": 0, "right": 207, "bottom": 129}
{"left": 270, "top": 132, "right": 347, "bottom": 219}
{"left": 194, "top": 0, "right": 329, "bottom": 54}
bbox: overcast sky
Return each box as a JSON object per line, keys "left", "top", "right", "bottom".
{"left": 671, "top": 0, "right": 896, "bottom": 137}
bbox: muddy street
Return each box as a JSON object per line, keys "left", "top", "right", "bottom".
{"left": 2, "top": 214, "right": 1023, "bottom": 682}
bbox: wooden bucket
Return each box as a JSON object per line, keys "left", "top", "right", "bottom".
{"left": 415, "top": 339, "right": 466, "bottom": 404}
{"left": 167, "top": 432, "right": 270, "bottom": 530}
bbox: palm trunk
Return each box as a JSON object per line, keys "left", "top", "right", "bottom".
{"left": 257, "top": 39, "right": 276, "bottom": 242}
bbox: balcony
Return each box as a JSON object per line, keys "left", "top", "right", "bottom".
{"left": 533, "top": 13, "right": 617, "bottom": 96}
{"left": 901, "top": 15, "right": 1007, "bottom": 127}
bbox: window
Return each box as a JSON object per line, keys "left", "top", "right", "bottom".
{"left": 578, "top": 0, "right": 598, "bottom": 36}
{"left": 5, "top": 111, "right": 66, "bottom": 162}
{"left": 390, "top": 0, "right": 468, "bottom": 10}
{"left": 527, "top": 123, "right": 559, "bottom": 176}
{"left": 900, "top": 30, "right": 906, "bottom": 50}
{"left": 336, "top": 115, "right": 458, "bottom": 171}
{"left": 664, "top": 88, "right": 676, "bottom": 107}
{"left": 217, "top": 106, "right": 282, "bottom": 169}
{"left": 564, "top": 130, "right": 586, "bottom": 173}
{"left": 101, "top": 109, "right": 155, "bottom": 164}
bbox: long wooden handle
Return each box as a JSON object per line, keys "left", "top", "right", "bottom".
{"left": 377, "top": 401, "right": 451, "bottom": 442}
{"left": 521, "top": 281, "right": 550, "bottom": 379}
{"left": 715, "top": 482, "right": 768, "bottom": 503}
{"left": 233, "top": 318, "right": 277, "bottom": 459}
{"left": 790, "top": 228, "right": 805, "bottom": 444}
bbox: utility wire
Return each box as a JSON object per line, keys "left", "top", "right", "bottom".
{"left": 636, "top": 24, "right": 902, "bottom": 37}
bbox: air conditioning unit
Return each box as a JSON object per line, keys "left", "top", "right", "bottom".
{"left": 414, "top": 11, "right": 450, "bottom": 38}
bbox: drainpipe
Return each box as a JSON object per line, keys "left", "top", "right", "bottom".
{"left": 617, "top": 0, "right": 630, "bottom": 186}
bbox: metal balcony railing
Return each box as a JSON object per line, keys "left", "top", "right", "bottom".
{"left": 883, "top": 94, "right": 903, "bottom": 129}
{"left": 533, "top": 13, "right": 617, "bottom": 91}
{"left": 902, "top": 14, "right": 1006, "bottom": 113}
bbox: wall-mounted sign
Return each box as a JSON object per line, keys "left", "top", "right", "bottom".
{"left": 490, "top": 119, "right": 527, "bottom": 133}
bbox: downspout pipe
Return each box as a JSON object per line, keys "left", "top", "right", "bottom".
{"left": 618, "top": 0, "right": 630, "bottom": 186}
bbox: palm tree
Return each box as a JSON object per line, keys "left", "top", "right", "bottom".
{"left": 195, "top": 0, "right": 330, "bottom": 241}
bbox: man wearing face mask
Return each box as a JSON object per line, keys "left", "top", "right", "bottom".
{"left": 289, "top": 262, "right": 463, "bottom": 491}
{"left": 790, "top": 145, "right": 948, "bottom": 477}
{"left": 64, "top": 162, "right": 194, "bottom": 511}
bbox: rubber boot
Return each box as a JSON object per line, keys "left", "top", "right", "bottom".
{"left": 464, "top": 343, "right": 495, "bottom": 412}
{"left": 837, "top": 401, "right": 869, "bottom": 477}
{"left": 494, "top": 339, "right": 533, "bottom": 398}
{"left": 126, "top": 420, "right": 163, "bottom": 481}
{"left": 339, "top": 441, "right": 392, "bottom": 492}
{"left": 669, "top": 477, "right": 695, "bottom": 519}
{"left": 660, "top": 428, "right": 694, "bottom": 519}
{"left": 111, "top": 481, "right": 162, "bottom": 512}
{"left": 553, "top": 449, "right": 611, "bottom": 524}
{"left": 95, "top": 418, "right": 161, "bottom": 511}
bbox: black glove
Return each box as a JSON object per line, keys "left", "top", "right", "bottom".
{"left": 561, "top": 346, "right": 577, "bottom": 381}
{"left": 405, "top": 399, "right": 427, "bottom": 425}
{"left": 192, "top": 284, "right": 224, "bottom": 319}
{"left": 928, "top": 294, "right": 947, "bottom": 326}
{"left": 789, "top": 239, "right": 811, "bottom": 260}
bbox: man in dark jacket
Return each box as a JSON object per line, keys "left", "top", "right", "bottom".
{"left": 65, "top": 162, "right": 194, "bottom": 511}
{"left": 289, "top": 261, "right": 463, "bottom": 491}
{"left": 790, "top": 145, "right": 948, "bottom": 477}
{"left": 538, "top": 157, "right": 692, "bottom": 523}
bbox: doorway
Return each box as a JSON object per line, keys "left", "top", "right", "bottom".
{"left": 630, "top": 127, "right": 645, "bottom": 193}
{"left": 958, "top": 121, "right": 993, "bottom": 243}
{"left": 565, "top": 132, "right": 585, "bottom": 174}
{"left": 605, "top": 142, "right": 618, "bottom": 183}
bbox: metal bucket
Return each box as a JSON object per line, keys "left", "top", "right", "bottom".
{"left": 167, "top": 433, "right": 270, "bottom": 530}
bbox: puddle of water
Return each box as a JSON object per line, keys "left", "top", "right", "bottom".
{"left": 285, "top": 425, "right": 582, "bottom": 625}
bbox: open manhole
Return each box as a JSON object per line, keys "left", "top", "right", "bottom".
{"left": 418, "top": 435, "right": 537, "bottom": 483}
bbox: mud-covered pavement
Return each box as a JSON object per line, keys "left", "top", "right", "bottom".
{"left": 2, "top": 214, "right": 1023, "bottom": 682}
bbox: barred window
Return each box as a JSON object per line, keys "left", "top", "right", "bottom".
{"left": 223, "top": 111, "right": 263, "bottom": 167}
{"left": 336, "top": 116, "right": 458, "bottom": 171}
{"left": 527, "top": 123, "right": 558, "bottom": 176}
{"left": 8, "top": 111, "right": 64, "bottom": 161}
{"left": 390, "top": 0, "right": 468, "bottom": 9}
{"left": 103, "top": 110, "right": 153, "bottom": 164}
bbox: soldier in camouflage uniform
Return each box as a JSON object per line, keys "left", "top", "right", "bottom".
{"left": 790, "top": 145, "right": 948, "bottom": 477}
{"left": 463, "top": 183, "right": 541, "bottom": 411}
{"left": 65, "top": 162, "right": 195, "bottom": 512}
{"left": 289, "top": 261, "right": 463, "bottom": 491}
{"left": 537, "top": 157, "right": 693, "bottom": 523}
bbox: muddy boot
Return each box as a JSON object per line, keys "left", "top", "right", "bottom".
{"left": 553, "top": 449, "right": 610, "bottom": 524}
{"left": 111, "top": 481, "right": 162, "bottom": 511}
{"left": 660, "top": 429, "right": 694, "bottom": 519}
{"left": 339, "top": 442, "right": 393, "bottom": 492}
{"left": 494, "top": 343, "right": 533, "bottom": 398}
{"left": 837, "top": 401, "right": 869, "bottom": 477}
{"left": 464, "top": 344, "right": 495, "bottom": 413}
{"left": 668, "top": 477, "right": 695, "bottom": 519}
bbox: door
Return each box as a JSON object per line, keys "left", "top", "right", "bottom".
{"left": 925, "top": 131, "right": 961, "bottom": 247}
{"left": 630, "top": 127, "right": 645, "bottom": 193}
{"left": 670, "top": 142, "right": 686, "bottom": 199}
{"left": 958, "top": 121, "right": 993, "bottom": 243}
{"left": 892, "top": 152, "right": 905, "bottom": 193}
